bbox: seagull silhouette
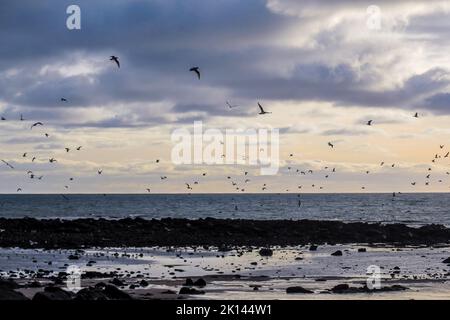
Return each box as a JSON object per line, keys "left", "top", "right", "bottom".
{"left": 110, "top": 56, "right": 120, "bottom": 68}
{"left": 1, "top": 160, "right": 14, "bottom": 169}
{"left": 189, "top": 67, "right": 201, "bottom": 79}
{"left": 226, "top": 101, "right": 238, "bottom": 109}
{"left": 258, "top": 102, "right": 271, "bottom": 115}
{"left": 367, "top": 120, "right": 373, "bottom": 126}
{"left": 31, "top": 122, "right": 43, "bottom": 129}
{"left": 414, "top": 112, "right": 419, "bottom": 118}
{"left": 328, "top": 142, "right": 334, "bottom": 148}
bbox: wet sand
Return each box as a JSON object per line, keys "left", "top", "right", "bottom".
{"left": 1, "top": 244, "right": 449, "bottom": 300}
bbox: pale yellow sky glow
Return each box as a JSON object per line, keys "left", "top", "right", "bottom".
{"left": 2, "top": 0, "right": 450, "bottom": 193}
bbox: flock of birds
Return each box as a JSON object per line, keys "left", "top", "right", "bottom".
{"left": 0, "top": 56, "right": 448, "bottom": 198}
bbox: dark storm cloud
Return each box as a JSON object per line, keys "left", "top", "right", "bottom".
{"left": 1, "top": 0, "right": 450, "bottom": 128}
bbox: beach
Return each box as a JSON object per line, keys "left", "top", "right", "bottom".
{"left": 1, "top": 218, "right": 449, "bottom": 300}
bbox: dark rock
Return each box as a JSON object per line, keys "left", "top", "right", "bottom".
{"left": 0, "top": 288, "right": 28, "bottom": 300}
{"left": 75, "top": 283, "right": 132, "bottom": 300}
{"left": 139, "top": 280, "right": 149, "bottom": 287}
{"left": 32, "top": 287, "right": 74, "bottom": 301}
{"left": 161, "top": 290, "right": 176, "bottom": 294}
{"left": 103, "top": 284, "right": 132, "bottom": 300}
{"left": 68, "top": 255, "right": 79, "bottom": 260}
{"left": 28, "top": 281, "right": 42, "bottom": 288}
{"left": 331, "top": 284, "right": 350, "bottom": 293}
{"left": 286, "top": 286, "right": 313, "bottom": 294}
{"left": 358, "top": 248, "right": 367, "bottom": 252}
{"left": 111, "top": 278, "right": 125, "bottom": 286}
{"left": 258, "top": 248, "right": 273, "bottom": 257}
{"left": 75, "top": 287, "right": 108, "bottom": 300}
{"left": 193, "top": 278, "right": 206, "bottom": 287}
{"left": 442, "top": 257, "right": 450, "bottom": 263}
{"left": 179, "top": 287, "right": 205, "bottom": 295}
{"left": 331, "top": 250, "right": 343, "bottom": 256}
{"left": 0, "top": 279, "right": 20, "bottom": 290}
{"left": 184, "top": 278, "right": 194, "bottom": 286}
{"left": 1, "top": 217, "right": 450, "bottom": 248}
{"left": 309, "top": 245, "right": 318, "bottom": 251}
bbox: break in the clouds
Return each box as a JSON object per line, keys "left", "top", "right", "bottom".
{"left": 2, "top": 0, "right": 450, "bottom": 193}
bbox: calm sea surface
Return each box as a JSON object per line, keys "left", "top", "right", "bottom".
{"left": 0, "top": 193, "right": 449, "bottom": 226}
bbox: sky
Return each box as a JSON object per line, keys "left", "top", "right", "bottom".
{"left": 2, "top": 0, "right": 450, "bottom": 193}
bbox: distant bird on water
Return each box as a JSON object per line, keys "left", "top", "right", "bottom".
{"left": 414, "top": 112, "right": 419, "bottom": 118}
{"left": 367, "top": 120, "right": 373, "bottom": 126}
{"left": 110, "top": 56, "right": 120, "bottom": 68}
{"left": 61, "top": 98, "right": 67, "bottom": 102}
{"left": 328, "top": 142, "right": 334, "bottom": 148}
{"left": 189, "top": 67, "right": 201, "bottom": 79}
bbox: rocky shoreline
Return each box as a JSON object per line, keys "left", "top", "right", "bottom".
{"left": 0, "top": 217, "right": 449, "bottom": 248}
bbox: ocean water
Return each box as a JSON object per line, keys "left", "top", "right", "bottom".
{"left": 0, "top": 193, "right": 449, "bottom": 226}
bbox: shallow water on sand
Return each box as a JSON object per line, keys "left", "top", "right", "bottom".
{"left": 1, "top": 193, "right": 450, "bottom": 226}
{"left": 1, "top": 245, "right": 449, "bottom": 299}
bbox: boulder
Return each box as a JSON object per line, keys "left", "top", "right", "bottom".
{"left": 32, "top": 287, "right": 74, "bottom": 301}
{"left": 331, "top": 250, "right": 343, "bottom": 256}
{"left": 178, "top": 287, "right": 205, "bottom": 295}
{"left": 286, "top": 286, "right": 313, "bottom": 294}
{"left": 193, "top": 278, "right": 206, "bottom": 287}
{"left": 258, "top": 248, "right": 273, "bottom": 257}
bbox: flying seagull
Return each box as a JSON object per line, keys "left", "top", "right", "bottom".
{"left": 65, "top": 148, "right": 70, "bottom": 153}
{"left": 189, "top": 67, "right": 200, "bottom": 79}
{"left": 226, "top": 101, "right": 238, "bottom": 109}
{"left": 328, "top": 142, "right": 334, "bottom": 148}
{"left": 414, "top": 112, "right": 419, "bottom": 118}
{"left": 17, "top": 188, "right": 22, "bottom": 192}
{"left": 49, "top": 158, "right": 57, "bottom": 163}
{"left": 258, "top": 102, "right": 271, "bottom": 115}
{"left": 110, "top": 56, "right": 120, "bottom": 68}
{"left": 1, "top": 160, "right": 14, "bottom": 169}
{"left": 31, "top": 122, "right": 43, "bottom": 129}
{"left": 76, "top": 146, "right": 82, "bottom": 151}
{"left": 98, "top": 170, "right": 103, "bottom": 175}
{"left": 367, "top": 120, "right": 373, "bottom": 126}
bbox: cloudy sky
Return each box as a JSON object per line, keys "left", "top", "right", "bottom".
{"left": 2, "top": 0, "right": 450, "bottom": 193}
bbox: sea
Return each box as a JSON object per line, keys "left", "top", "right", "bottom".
{"left": 0, "top": 193, "right": 449, "bottom": 226}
